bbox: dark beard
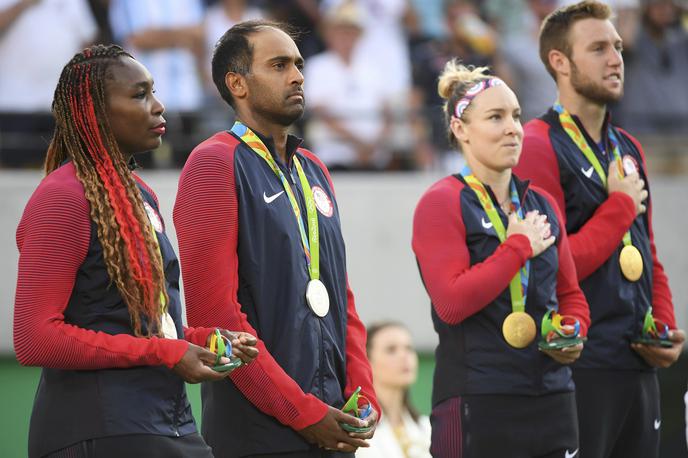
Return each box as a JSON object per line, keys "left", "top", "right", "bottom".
{"left": 250, "top": 90, "right": 305, "bottom": 127}
{"left": 570, "top": 62, "right": 623, "bottom": 105}
{"left": 271, "top": 105, "right": 304, "bottom": 126}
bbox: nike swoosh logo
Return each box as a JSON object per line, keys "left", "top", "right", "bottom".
{"left": 263, "top": 190, "right": 285, "bottom": 203}
{"left": 481, "top": 217, "right": 493, "bottom": 229}
{"left": 654, "top": 419, "right": 661, "bottom": 430}
{"left": 581, "top": 166, "right": 594, "bottom": 178}
{"left": 565, "top": 449, "right": 579, "bottom": 458}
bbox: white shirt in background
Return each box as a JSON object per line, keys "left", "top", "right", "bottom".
{"left": 0, "top": 0, "right": 97, "bottom": 112}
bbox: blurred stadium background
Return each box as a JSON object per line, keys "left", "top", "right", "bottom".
{"left": 2, "top": 0, "right": 688, "bottom": 456}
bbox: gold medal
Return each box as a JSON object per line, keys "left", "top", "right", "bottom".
{"left": 502, "top": 311, "right": 536, "bottom": 348}
{"left": 619, "top": 244, "right": 643, "bottom": 282}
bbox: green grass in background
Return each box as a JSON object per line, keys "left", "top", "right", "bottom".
{"left": 0, "top": 356, "right": 435, "bottom": 458}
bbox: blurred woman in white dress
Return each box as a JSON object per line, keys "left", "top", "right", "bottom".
{"left": 357, "top": 322, "right": 431, "bottom": 458}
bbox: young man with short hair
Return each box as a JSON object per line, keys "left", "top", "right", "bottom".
{"left": 515, "top": 2, "right": 684, "bottom": 457}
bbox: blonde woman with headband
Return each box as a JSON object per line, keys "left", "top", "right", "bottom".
{"left": 411, "top": 60, "right": 591, "bottom": 457}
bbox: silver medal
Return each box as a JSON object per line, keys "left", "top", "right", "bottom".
{"left": 306, "top": 279, "right": 330, "bottom": 317}
{"left": 161, "top": 312, "right": 178, "bottom": 339}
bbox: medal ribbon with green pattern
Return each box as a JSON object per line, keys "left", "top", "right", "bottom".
{"left": 461, "top": 166, "right": 529, "bottom": 312}
{"left": 230, "top": 121, "right": 320, "bottom": 281}
{"left": 149, "top": 230, "right": 168, "bottom": 313}
{"left": 553, "top": 102, "right": 632, "bottom": 249}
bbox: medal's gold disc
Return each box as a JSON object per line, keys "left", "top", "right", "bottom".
{"left": 619, "top": 245, "right": 643, "bottom": 282}
{"left": 502, "top": 312, "right": 536, "bottom": 348}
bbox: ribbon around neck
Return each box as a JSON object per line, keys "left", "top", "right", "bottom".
{"left": 461, "top": 166, "right": 530, "bottom": 312}
{"left": 553, "top": 102, "right": 633, "bottom": 249}
{"left": 231, "top": 121, "right": 320, "bottom": 281}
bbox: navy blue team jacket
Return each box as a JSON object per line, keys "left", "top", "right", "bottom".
{"left": 515, "top": 108, "right": 675, "bottom": 372}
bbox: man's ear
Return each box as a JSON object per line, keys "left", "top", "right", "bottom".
{"left": 549, "top": 49, "right": 570, "bottom": 79}
{"left": 226, "top": 72, "right": 248, "bottom": 101}
{"left": 450, "top": 116, "right": 469, "bottom": 145}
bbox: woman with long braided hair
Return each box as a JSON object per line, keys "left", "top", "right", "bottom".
{"left": 14, "top": 44, "right": 257, "bottom": 458}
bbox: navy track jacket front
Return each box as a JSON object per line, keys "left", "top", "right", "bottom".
{"left": 515, "top": 108, "right": 675, "bottom": 371}
{"left": 174, "top": 129, "right": 377, "bottom": 457}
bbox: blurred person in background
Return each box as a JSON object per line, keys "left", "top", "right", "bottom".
{"left": 321, "top": 0, "right": 418, "bottom": 169}
{"left": 267, "top": 0, "right": 325, "bottom": 59}
{"left": 514, "top": 2, "right": 684, "bottom": 456}
{"left": 356, "top": 322, "right": 431, "bottom": 458}
{"left": 204, "top": 0, "right": 264, "bottom": 82}
{"left": 323, "top": 0, "right": 414, "bottom": 100}
{"left": 482, "top": 0, "right": 530, "bottom": 37}
{"left": 410, "top": 0, "right": 497, "bottom": 170}
{"left": 494, "top": 0, "right": 559, "bottom": 122}
{"left": 413, "top": 60, "right": 590, "bottom": 457}
{"left": 109, "top": 0, "right": 206, "bottom": 167}
{"left": 304, "top": 1, "right": 392, "bottom": 170}
{"left": 615, "top": 0, "right": 688, "bottom": 135}
{"left": 0, "top": 0, "right": 97, "bottom": 167}
{"left": 407, "top": 0, "right": 446, "bottom": 40}
{"left": 13, "top": 44, "right": 257, "bottom": 458}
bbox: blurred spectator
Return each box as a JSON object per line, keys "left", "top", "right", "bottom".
{"left": 0, "top": 0, "right": 97, "bottom": 166}
{"left": 493, "top": 0, "right": 559, "bottom": 122}
{"left": 408, "top": 0, "right": 446, "bottom": 39}
{"left": 304, "top": 1, "right": 392, "bottom": 170}
{"left": 322, "top": 0, "right": 414, "bottom": 97}
{"left": 410, "top": 0, "right": 496, "bottom": 169}
{"left": 204, "top": 0, "right": 263, "bottom": 67}
{"left": 267, "top": 0, "right": 325, "bottom": 59}
{"left": 323, "top": 0, "right": 419, "bottom": 169}
{"left": 0, "top": 0, "right": 97, "bottom": 112}
{"left": 615, "top": 0, "right": 688, "bottom": 134}
{"left": 483, "top": 0, "right": 529, "bottom": 36}
{"left": 87, "top": 0, "right": 114, "bottom": 44}
{"left": 357, "top": 322, "right": 431, "bottom": 458}
{"left": 109, "top": 0, "right": 206, "bottom": 166}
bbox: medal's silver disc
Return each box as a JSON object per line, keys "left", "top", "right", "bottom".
{"left": 306, "top": 279, "right": 330, "bottom": 317}
{"left": 162, "top": 312, "right": 178, "bottom": 339}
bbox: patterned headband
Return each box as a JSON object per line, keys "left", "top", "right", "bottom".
{"left": 454, "top": 77, "right": 505, "bottom": 119}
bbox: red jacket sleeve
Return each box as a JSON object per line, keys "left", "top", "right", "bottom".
{"left": 411, "top": 177, "right": 533, "bottom": 325}
{"left": 515, "top": 120, "right": 637, "bottom": 281}
{"left": 13, "top": 172, "right": 189, "bottom": 370}
{"left": 534, "top": 187, "right": 591, "bottom": 336}
{"left": 301, "top": 149, "right": 380, "bottom": 417}
{"left": 622, "top": 131, "right": 675, "bottom": 328}
{"left": 173, "top": 140, "right": 329, "bottom": 430}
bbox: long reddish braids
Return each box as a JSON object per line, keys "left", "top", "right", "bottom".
{"left": 45, "top": 44, "right": 167, "bottom": 337}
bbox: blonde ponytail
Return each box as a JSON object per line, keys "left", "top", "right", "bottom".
{"left": 438, "top": 60, "right": 493, "bottom": 147}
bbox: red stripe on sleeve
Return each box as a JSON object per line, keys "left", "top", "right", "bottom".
{"left": 620, "top": 130, "right": 675, "bottom": 328}
{"left": 516, "top": 120, "right": 637, "bottom": 281}
{"left": 174, "top": 137, "right": 328, "bottom": 430}
{"left": 13, "top": 165, "right": 188, "bottom": 370}
{"left": 412, "top": 177, "right": 532, "bottom": 325}
{"left": 300, "top": 148, "right": 380, "bottom": 416}
{"left": 533, "top": 187, "right": 591, "bottom": 336}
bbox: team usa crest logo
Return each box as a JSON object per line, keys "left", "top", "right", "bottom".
{"left": 312, "top": 186, "right": 334, "bottom": 217}
{"left": 622, "top": 155, "right": 640, "bottom": 176}
{"left": 143, "top": 202, "right": 163, "bottom": 233}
